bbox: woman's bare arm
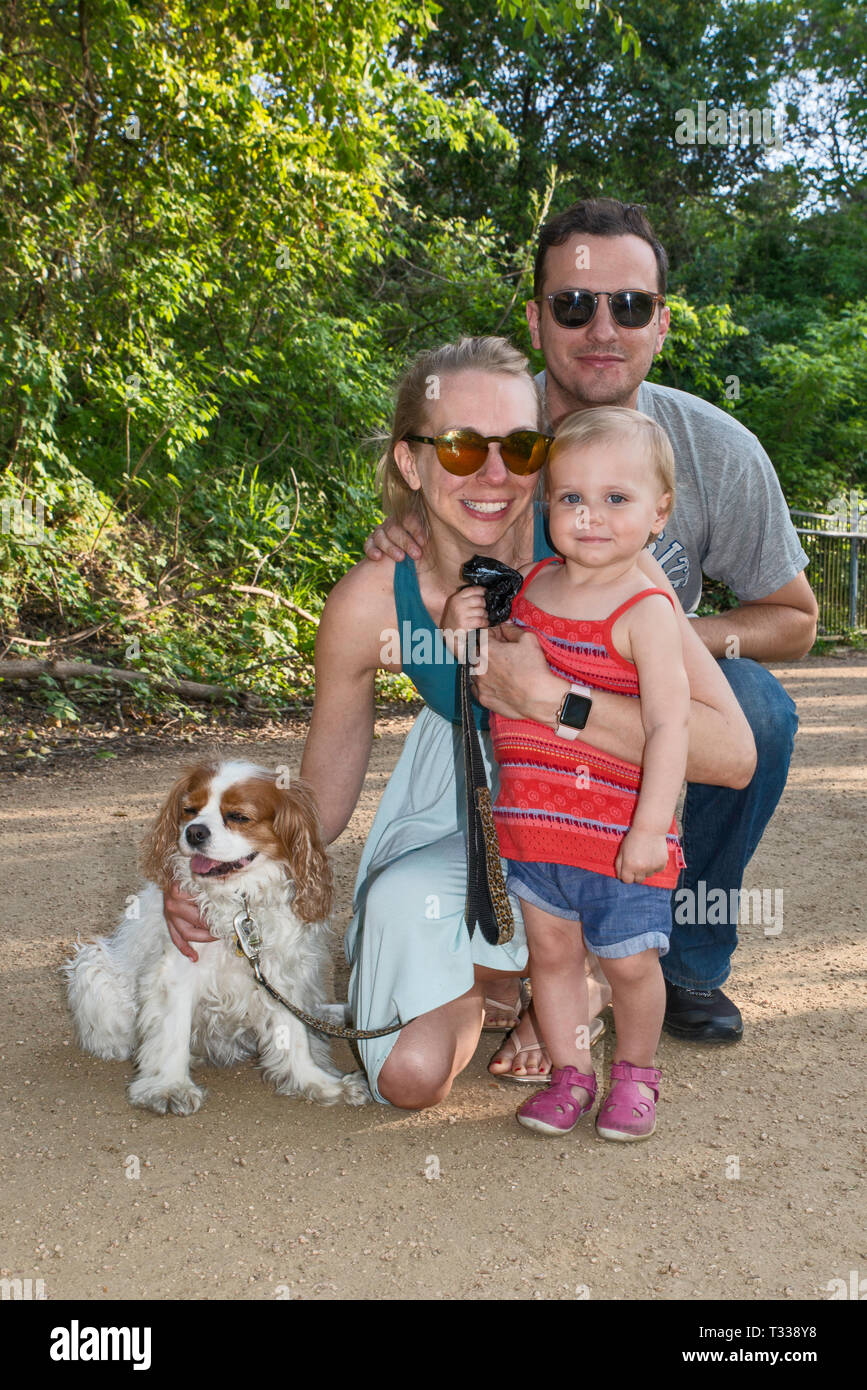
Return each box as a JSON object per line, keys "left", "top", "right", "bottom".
{"left": 299, "top": 562, "right": 394, "bottom": 844}
{"left": 164, "top": 563, "right": 391, "bottom": 955}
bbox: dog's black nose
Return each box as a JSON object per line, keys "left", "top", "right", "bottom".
{"left": 185, "top": 823, "right": 211, "bottom": 847}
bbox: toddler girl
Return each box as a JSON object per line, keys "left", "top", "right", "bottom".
{"left": 452, "top": 406, "right": 689, "bottom": 1140}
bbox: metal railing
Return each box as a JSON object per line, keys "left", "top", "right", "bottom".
{"left": 791, "top": 494, "right": 867, "bottom": 636}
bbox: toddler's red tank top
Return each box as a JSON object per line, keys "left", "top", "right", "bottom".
{"left": 490, "top": 557, "right": 686, "bottom": 889}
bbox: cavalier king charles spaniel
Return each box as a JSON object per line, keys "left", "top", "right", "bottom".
{"left": 65, "top": 759, "right": 369, "bottom": 1114}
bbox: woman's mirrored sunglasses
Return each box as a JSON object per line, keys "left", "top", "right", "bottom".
{"left": 542, "top": 288, "right": 665, "bottom": 329}
{"left": 404, "top": 429, "right": 553, "bottom": 477}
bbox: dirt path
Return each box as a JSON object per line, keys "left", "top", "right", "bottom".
{"left": 1, "top": 654, "right": 864, "bottom": 1302}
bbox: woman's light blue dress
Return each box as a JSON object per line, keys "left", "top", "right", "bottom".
{"left": 344, "top": 509, "right": 553, "bottom": 1102}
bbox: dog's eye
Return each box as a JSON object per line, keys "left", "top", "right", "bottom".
{"left": 225, "top": 812, "right": 251, "bottom": 824}
{"left": 181, "top": 806, "right": 198, "bottom": 817}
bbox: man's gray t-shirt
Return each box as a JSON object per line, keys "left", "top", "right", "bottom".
{"left": 535, "top": 372, "right": 809, "bottom": 614}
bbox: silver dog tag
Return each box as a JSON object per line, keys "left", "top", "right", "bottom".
{"left": 233, "top": 903, "right": 263, "bottom": 963}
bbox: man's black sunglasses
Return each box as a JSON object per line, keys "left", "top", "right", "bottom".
{"left": 540, "top": 288, "right": 666, "bottom": 330}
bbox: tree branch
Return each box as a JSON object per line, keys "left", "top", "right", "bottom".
{"left": 230, "top": 584, "right": 318, "bottom": 624}
{"left": 0, "top": 658, "right": 254, "bottom": 705}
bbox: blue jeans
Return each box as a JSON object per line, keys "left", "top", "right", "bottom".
{"left": 664, "top": 658, "right": 798, "bottom": 991}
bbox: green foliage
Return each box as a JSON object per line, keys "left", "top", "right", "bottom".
{"left": 733, "top": 303, "right": 867, "bottom": 507}
{"left": 649, "top": 295, "right": 748, "bottom": 405}
{"left": 2, "top": 0, "right": 866, "bottom": 719}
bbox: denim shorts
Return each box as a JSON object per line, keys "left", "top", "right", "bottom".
{"left": 506, "top": 859, "right": 672, "bottom": 959}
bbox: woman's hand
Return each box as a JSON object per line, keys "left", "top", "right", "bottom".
{"left": 615, "top": 828, "right": 669, "bottom": 884}
{"left": 440, "top": 585, "right": 488, "bottom": 663}
{"left": 363, "top": 514, "right": 426, "bottom": 563}
{"left": 473, "top": 622, "right": 568, "bottom": 724}
{"left": 163, "top": 880, "right": 216, "bottom": 962}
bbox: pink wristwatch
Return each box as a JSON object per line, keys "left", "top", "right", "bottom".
{"left": 555, "top": 682, "right": 594, "bottom": 739}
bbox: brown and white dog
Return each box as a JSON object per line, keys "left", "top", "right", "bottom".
{"left": 64, "top": 759, "right": 369, "bottom": 1114}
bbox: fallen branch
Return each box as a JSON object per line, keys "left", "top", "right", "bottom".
{"left": 0, "top": 658, "right": 258, "bottom": 705}
{"left": 230, "top": 584, "right": 318, "bottom": 625}
{"left": 3, "top": 576, "right": 316, "bottom": 661}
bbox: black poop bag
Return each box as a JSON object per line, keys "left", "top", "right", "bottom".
{"left": 457, "top": 555, "right": 524, "bottom": 946}
{"left": 461, "top": 553, "right": 524, "bottom": 626}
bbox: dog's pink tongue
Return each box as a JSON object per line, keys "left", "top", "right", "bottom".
{"left": 191, "top": 854, "right": 220, "bottom": 874}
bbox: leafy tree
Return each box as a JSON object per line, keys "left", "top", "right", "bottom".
{"left": 734, "top": 302, "right": 867, "bottom": 507}
{"left": 0, "top": 0, "right": 635, "bottom": 711}
{"left": 2, "top": 0, "right": 864, "bottom": 721}
{"left": 392, "top": 0, "right": 793, "bottom": 255}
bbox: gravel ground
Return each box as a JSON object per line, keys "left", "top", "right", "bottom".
{"left": 0, "top": 654, "right": 864, "bottom": 1301}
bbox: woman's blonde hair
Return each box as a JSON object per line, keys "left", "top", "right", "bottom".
{"left": 548, "top": 407, "right": 676, "bottom": 508}
{"left": 377, "top": 336, "right": 542, "bottom": 531}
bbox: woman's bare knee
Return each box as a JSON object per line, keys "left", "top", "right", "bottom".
{"left": 378, "top": 1050, "right": 453, "bottom": 1110}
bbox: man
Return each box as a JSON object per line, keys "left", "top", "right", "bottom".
{"left": 366, "top": 198, "right": 817, "bottom": 1044}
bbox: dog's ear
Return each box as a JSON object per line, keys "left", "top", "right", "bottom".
{"left": 272, "top": 778, "right": 333, "bottom": 923}
{"left": 140, "top": 767, "right": 199, "bottom": 890}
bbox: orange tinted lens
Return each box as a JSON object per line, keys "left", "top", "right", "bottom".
{"left": 501, "top": 431, "right": 549, "bottom": 474}
{"left": 436, "top": 431, "right": 488, "bottom": 474}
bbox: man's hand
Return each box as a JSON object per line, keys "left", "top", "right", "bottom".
{"left": 473, "top": 622, "right": 568, "bottom": 724}
{"left": 440, "top": 585, "right": 488, "bottom": 663}
{"left": 163, "top": 880, "right": 216, "bottom": 962}
{"left": 615, "top": 828, "right": 669, "bottom": 884}
{"left": 363, "top": 513, "right": 426, "bottom": 563}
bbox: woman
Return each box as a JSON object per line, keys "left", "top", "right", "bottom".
{"left": 166, "top": 335, "right": 756, "bottom": 1108}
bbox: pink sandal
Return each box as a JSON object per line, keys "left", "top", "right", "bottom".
{"left": 516, "top": 1066, "right": 597, "bottom": 1135}
{"left": 595, "top": 1061, "right": 661, "bottom": 1142}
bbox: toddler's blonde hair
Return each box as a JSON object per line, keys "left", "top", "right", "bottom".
{"left": 547, "top": 406, "right": 676, "bottom": 509}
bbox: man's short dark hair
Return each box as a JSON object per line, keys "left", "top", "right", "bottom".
{"left": 533, "top": 198, "right": 668, "bottom": 298}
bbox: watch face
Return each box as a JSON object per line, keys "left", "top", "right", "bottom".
{"left": 561, "top": 692, "right": 592, "bottom": 730}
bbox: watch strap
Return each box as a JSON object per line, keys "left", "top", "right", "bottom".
{"left": 555, "top": 683, "right": 594, "bottom": 739}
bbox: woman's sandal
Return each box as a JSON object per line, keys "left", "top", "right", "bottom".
{"left": 481, "top": 980, "right": 530, "bottom": 1033}
{"left": 516, "top": 1066, "right": 597, "bottom": 1135}
{"left": 595, "top": 1061, "right": 661, "bottom": 1142}
{"left": 489, "top": 1014, "right": 606, "bottom": 1083}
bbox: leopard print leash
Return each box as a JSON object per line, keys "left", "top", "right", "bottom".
{"left": 460, "top": 649, "right": 515, "bottom": 949}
